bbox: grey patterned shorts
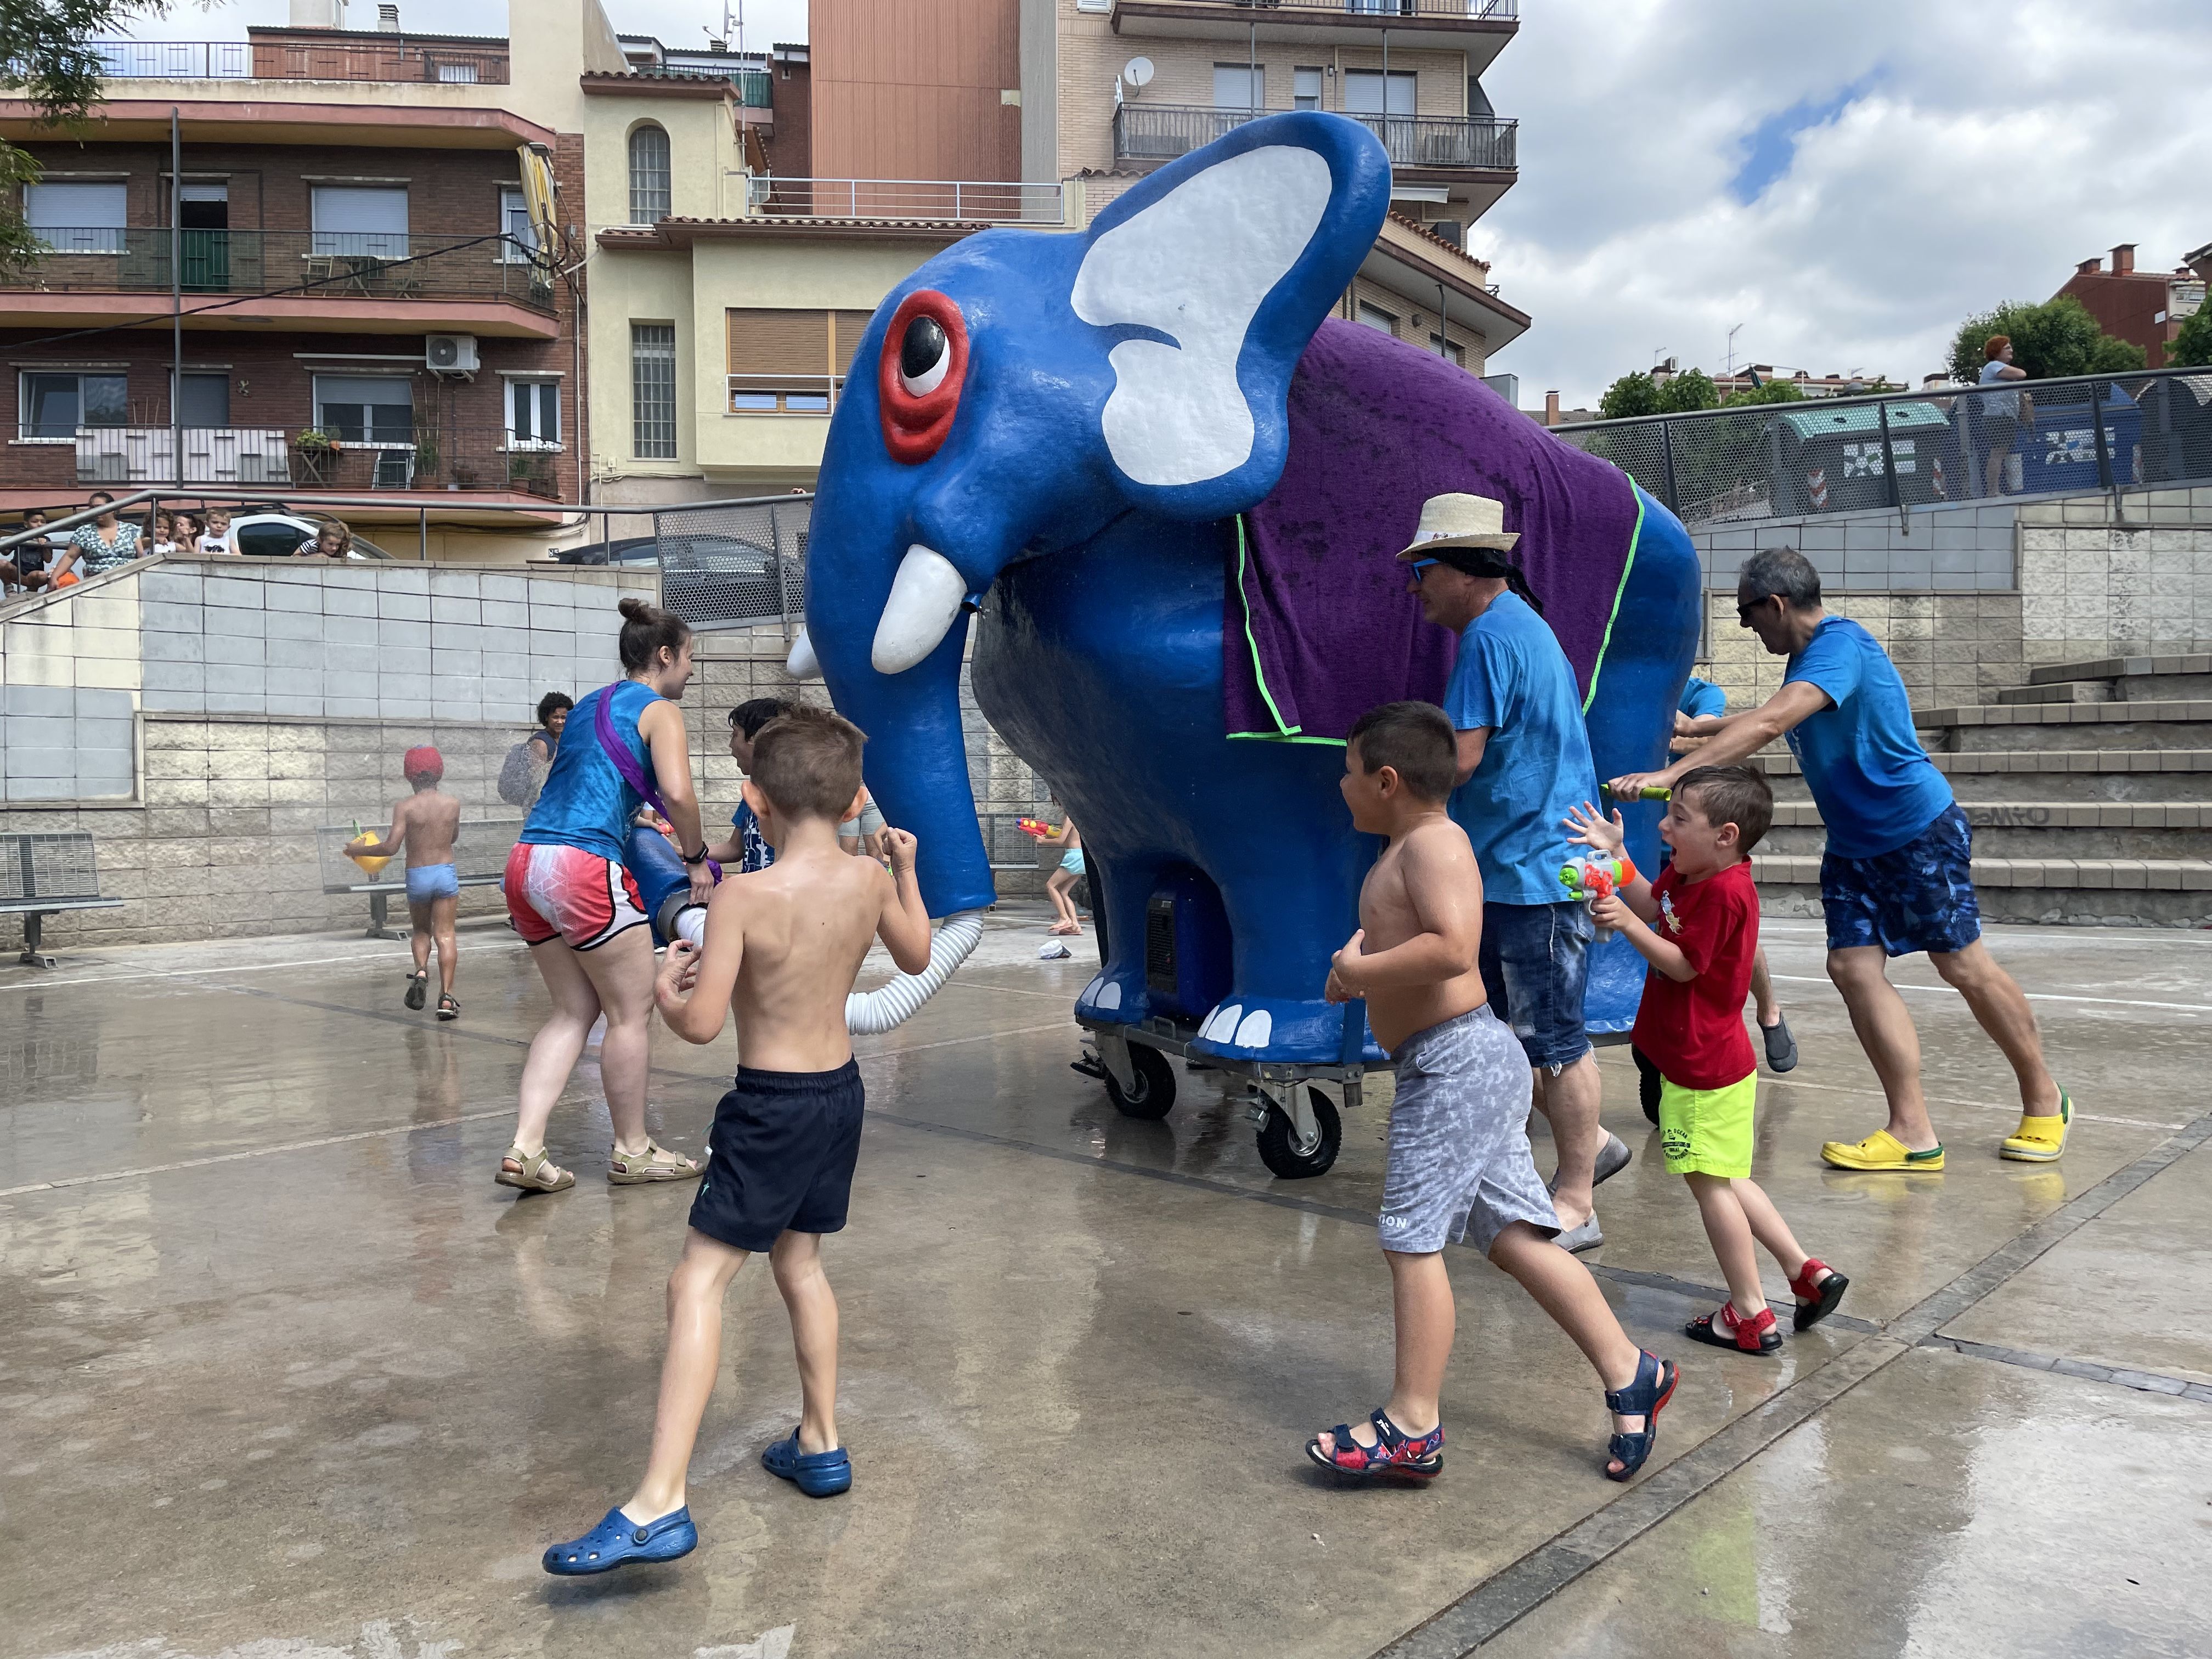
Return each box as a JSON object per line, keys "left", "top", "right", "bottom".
{"left": 1379, "top": 1004, "right": 1560, "bottom": 1255}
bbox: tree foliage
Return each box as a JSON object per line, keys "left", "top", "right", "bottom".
{"left": 2171, "top": 303, "right": 2212, "bottom": 370}
{"left": 1947, "top": 294, "right": 2148, "bottom": 384}
{"left": 1656, "top": 368, "right": 1718, "bottom": 414}
{"left": 0, "top": 1, "right": 171, "bottom": 272}
{"left": 1722, "top": 379, "right": 1805, "bottom": 407}
{"left": 1598, "top": 371, "right": 1661, "bottom": 421}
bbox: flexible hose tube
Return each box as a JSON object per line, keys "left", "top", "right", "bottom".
{"left": 845, "top": 908, "right": 986, "bottom": 1034}
{"left": 667, "top": 905, "right": 986, "bottom": 1035}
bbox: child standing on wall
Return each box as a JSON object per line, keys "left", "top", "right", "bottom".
{"left": 543, "top": 705, "right": 934, "bottom": 1575}
{"left": 1567, "top": 768, "right": 1848, "bottom": 1354}
{"left": 1311, "top": 702, "right": 1679, "bottom": 1484}
{"left": 356, "top": 746, "right": 466, "bottom": 1020}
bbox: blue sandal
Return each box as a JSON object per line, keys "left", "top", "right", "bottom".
{"left": 1602, "top": 1350, "right": 1678, "bottom": 1483}
{"left": 1305, "top": 1408, "right": 1444, "bottom": 1480}
{"left": 541, "top": 1505, "right": 696, "bottom": 1575}
{"left": 761, "top": 1429, "right": 851, "bottom": 1497}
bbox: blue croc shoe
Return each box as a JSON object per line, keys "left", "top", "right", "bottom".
{"left": 542, "top": 1505, "right": 697, "bottom": 1575}
{"left": 761, "top": 1429, "right": 851, "bottom": 1497}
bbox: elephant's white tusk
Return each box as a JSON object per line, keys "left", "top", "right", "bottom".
{"left": 786, "top": 626, "right": 822, "bottom": 680}
{"left": 870, "top": 544, "right": 968, "bottom": 674}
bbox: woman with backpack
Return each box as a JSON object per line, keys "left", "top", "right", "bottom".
{"left": 496, "top": 602, "right": 713, "bottom": 1195}
{"left": 499, "top": 691, "right": 574, "bottom": 812}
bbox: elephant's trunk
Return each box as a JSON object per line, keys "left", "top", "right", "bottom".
{"left": 817, "top": 608, "right": 997, "bottom": 918}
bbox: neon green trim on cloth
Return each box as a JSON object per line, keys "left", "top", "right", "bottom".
{"left": 1228, "top": 512, "right": 1318, "bottom": 741}
{"left": 1581, "top": 478, "right": 1646, "bottom": 715}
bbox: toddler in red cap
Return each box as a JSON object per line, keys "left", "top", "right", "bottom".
{"left": 356, "top": 744, "right": 465, "bottom": 1018}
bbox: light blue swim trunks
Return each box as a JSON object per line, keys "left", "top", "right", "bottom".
{"left": 406, "top": 863, "right": 459, "bottom": 904}
{"left": 1060, "top": 849, "right": 1086, "bottom": 875}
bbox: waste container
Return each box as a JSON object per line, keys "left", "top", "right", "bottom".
{"left": 2021, "top": 381, "right": 2142, "bottom": 494}
{"left": 1774, "top": 400, "right": 1957, "bottom": 514}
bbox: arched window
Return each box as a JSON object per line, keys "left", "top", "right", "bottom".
{"left": 628, "top": 125, "right": 672, "bottom": 224}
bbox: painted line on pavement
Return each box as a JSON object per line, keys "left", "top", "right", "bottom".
{"left": 1368, "top": 1106, "right": 2212, "bottom": 1659}
{"left": 1771, "top": 972, "right": 2212, "bottom": 1015}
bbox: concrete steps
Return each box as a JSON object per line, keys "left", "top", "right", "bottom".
{"left": 1750, "top": 652, "right": 2212, "bottom": 924}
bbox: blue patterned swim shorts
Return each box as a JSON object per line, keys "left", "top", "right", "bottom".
{"left": 1820, "top": 802, "right": 1980, "bottom": 958}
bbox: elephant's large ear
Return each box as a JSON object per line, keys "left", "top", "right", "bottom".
{"left": 1071, "top": 112, "right": 1390, "bottom": 521}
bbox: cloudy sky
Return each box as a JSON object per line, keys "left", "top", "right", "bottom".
{"left": 128, "top": 2, "right": 2210, "bottom": 407}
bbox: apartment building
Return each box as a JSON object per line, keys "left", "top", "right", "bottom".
{"left": 1036, "top": 0, "right": 1530, "bottom": 368}
{"left": 585, "top": 25, "right": 1004, "bottom": 504}
{"left": 2053, "top": 244, "right": 2207, "bottom": 371}
{"left": 0, "top": 9, "right": 605, "bottom": 556}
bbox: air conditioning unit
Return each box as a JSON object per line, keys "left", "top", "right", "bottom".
{"left": 425, "top": 334, "right": 479, "bottom": 375}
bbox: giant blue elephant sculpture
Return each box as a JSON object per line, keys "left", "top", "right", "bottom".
{"left": 801, "top": 112, "right": 1701, "bottom": 1068}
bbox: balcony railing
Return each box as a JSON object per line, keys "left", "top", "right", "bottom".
{"left": 84, "top": 37, "right": 510, "bottom": 83}
{"left": 727, "top": 374, "right": 845, "bottom": 416}
{"left": 1122, "top": 0, "right": 1517, "bottom": 18}
{"left": 0, "top": 229, "right": 554, "bottom": 313}
{"left": 744, "top": 178, "right": 1066, "bottom": 225}
{"left": 40, "top": 427, "right": 561, "bottom": 497}
{"left": 1114, "top": 105, "right": 1517, "bottom": 169}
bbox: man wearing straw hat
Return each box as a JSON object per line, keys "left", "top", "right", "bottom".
{"left": 1397, "top": 493, "right": 1630, "bottom": 1252}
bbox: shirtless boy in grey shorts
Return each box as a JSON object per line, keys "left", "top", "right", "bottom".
{"left": 1309, "top": 702, "right": 1679, "bottom": 1485}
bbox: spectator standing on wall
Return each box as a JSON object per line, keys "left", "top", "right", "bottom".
{"left": 61, "top": 493, "right": 143, "bottom": 583}
{"left": 2, "top": 510, "right": 59, "bottom": 591}
{"left": 298, "top": 522, "right": 353, "bottom": 560}
{"left": 198, "top": 507, "right": 238, "bottom": 555}
{"left": 1978, "top": 335, "right": 2032, "bottom": 498}
{"left": 1608, "top": 546, "right": 2070, "bottom": 1172}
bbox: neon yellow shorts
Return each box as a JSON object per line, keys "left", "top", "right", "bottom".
{"left": 1658, "top": 1071, "right": 1757, "bottom": 1179}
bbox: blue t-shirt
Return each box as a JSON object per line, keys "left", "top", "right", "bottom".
{"left": 520, "top": 680, "right": 658, "bottom": 862}
{"left": 1678, "top": 676, "right": 1726, "bottom": 719}
{"left": 731, "top": 799, "right": 775, "bottom": 873}
{"left": 1442, "top": 590, "right": 1596, "bottom": 905}
{"left": 1783, "top": 616, "right": 1953, "bottom": 858}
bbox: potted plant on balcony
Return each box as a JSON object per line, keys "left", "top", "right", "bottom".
{"left": 411, "top": 430, "right": 441, "bottom": 485}
{"left": 292, "top": 427, "right": 341, "bottom": 485}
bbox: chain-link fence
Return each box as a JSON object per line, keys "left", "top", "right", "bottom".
{"left": 1552, "top": 365, "right": 2212, "bottom": 532}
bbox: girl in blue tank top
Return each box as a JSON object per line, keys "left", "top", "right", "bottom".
{"left": 499, "top": 597, "right": 715, "bottom": 1197}
{"left": 522, "top": 679, "right": 661, "bottom": 861}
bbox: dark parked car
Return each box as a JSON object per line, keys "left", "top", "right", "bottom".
{"left": 550, "top": 533, "right": 796, "bottom": 627}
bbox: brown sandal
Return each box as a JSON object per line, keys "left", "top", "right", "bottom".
{"left": 608, "top": 1138, "right": 704, "bottom": 1185}
{"left": 494, "top": 1143, "right": 575, "bottom": 1194}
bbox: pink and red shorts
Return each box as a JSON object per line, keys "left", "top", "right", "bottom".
{"left": 504, "top": 842, "right": 648, "bottom": 951}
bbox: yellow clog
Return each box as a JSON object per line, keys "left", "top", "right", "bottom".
{"left": 2000, "top": 1091, "right": 2072, "bottom": 1162}
{"left": 1819, "top": 1128, "right": 1945, "bottom": 1172}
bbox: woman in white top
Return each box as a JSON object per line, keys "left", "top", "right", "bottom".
{"left": 1978, "top": 334, "right": 2031, "bottom": 497}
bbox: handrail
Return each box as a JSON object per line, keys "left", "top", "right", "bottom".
{"left": 743, "top": 177, "right": 1065, "bottom": 225}
{"left": 1552, "top": 362, "right": 2212, "bottom": 433}
{"left": 1, "top": 487, "right": 817, "bottom": 554}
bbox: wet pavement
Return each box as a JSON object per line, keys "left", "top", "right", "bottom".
{"left": 2, "top": 912, "right": 2208, "bottom": 1659}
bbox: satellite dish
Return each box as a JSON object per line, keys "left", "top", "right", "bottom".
{"left": 1121, "top": 56, "right": 1154, "bottom": 89}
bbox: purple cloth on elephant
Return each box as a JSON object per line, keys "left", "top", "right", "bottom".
{"left": 1226, "top": 318, "right": 1644, "bottom": 741}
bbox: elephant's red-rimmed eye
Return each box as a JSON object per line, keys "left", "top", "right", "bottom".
{"left": 879, "top": 290, "right": 967, "bottom": 465}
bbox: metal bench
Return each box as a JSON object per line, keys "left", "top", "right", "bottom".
{"left": 317, "top": 817, "right": 522, "bottom": 940}
{"left": 2, "top": 832, "right": 126, "bottom": 967}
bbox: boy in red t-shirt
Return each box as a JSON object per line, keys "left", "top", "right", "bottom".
{"left": 1566, "top": 767, "right": 1848, "bottom": 1354}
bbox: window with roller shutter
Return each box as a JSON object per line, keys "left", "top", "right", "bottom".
{"left": 725, "top": 309, "right": 874, "bottom": 415}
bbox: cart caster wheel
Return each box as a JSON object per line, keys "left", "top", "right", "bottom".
{"left": 1105, "top": 1043, "right": 1177, "bottom": 1120}
{"left": 1256, "top": 1086, "right": 1340, "bottom": 1180}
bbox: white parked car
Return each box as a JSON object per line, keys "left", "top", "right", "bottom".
{"left": 227, "top": 512, "right": 397, "bottom": 561}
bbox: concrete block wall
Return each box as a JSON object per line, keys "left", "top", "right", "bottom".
{"left": 0, "top": 557, "right": 661, "bottom": 946}
{"left": 2017, "top": 488, "right": 2212, "bottom": 667}
{"left": 1693, "top": 498, "right": 2018, "bottom": 593}
{"left": 1700, "top": 591, "right": 2027, "bottom": 714}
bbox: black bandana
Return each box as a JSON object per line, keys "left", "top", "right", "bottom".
{"left": 1430, "top": 545, "right": 1544, "bottom": 615}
